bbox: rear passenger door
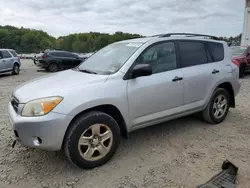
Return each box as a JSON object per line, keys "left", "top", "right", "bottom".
{"left": 177, "top": 40, "right": 222, "bottom": 108}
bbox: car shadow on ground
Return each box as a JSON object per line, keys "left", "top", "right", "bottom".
{"left": 0, "top": 73, "right": 12, "bottom": 78}
{"left": 9, "top": 114, "right": 211, "bottom": 178}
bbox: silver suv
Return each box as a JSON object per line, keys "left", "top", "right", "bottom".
{"left": 0, "top": 49, "right": 21, "bottom": 75}
{"left": 8, "top": 33, "right": 240, "bottom": 169}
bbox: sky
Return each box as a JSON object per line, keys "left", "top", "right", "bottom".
{"left": 0, "top": 0, "right": 246, "bottom": 38}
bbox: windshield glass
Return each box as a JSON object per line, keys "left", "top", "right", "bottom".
{"left": 230, "top": 47, "right": 247, "bottom": 56}
{"left": 78, "top": 42, "right": 143, "bottom": 74}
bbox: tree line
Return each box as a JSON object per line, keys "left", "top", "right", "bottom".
{"left": 0, "top": 25, "right": 242, "bottom": 54}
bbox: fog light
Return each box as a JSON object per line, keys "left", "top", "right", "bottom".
{"left": 32, "top": 137, "right": 42, "bottom": 146}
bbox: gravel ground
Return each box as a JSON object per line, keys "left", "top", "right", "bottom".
{"left": 0, "top": 60, "right": 250, "bottom": 188}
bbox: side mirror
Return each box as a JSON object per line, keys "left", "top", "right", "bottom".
{"left": 131, "top": 64, "right": 152, "bottom": 78}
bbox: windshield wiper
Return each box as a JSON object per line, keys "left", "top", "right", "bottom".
{"left": 79, "top": 69, "right": 97, "bottom": 74}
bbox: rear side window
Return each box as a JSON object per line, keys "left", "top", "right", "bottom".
{"left": 64, "top": 52, "right": 77, "bottom": 58}
{"left": 1, "top": 50, "right": 12, "bottom": 58}
{"left": 206, "top": 42, "right": 224, "bottom": 62}
{"left": 50, "top": 52, "right": 63, "bottom": 57}
{"left": 9, "top": 50, "right": 18, "bottom": 57}
{"left": 179, "top": 41, "right": 208, "bottom": 68}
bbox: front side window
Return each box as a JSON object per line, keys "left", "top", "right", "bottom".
{"left": 78, "top": 42, "right": 142, "bottom": 74}
{"left": 179, "top": 41, "right": 207, "bottom": 68}
{"left": 134, "top": 42, "right": 177, "bottom": 74}
{"left": 1, "top": 50, "right": 12, "bottom": 58}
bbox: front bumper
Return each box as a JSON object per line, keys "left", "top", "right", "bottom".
{"left": 8, "top": 102, "right": 72, "bottom": 151}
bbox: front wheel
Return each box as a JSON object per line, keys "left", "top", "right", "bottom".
{"left": 64, "top": 111, "right": 121, "bottom": 169}
{"left": 12, "top": 64, "right": 20, "bottom": 75}
{"left": 202, "top": 88, "right": 230, "bottom": 124}
{"left": 48, "top": 63, "right": 59, "bottom": 72}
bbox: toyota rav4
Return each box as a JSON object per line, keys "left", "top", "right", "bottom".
{"left": 8, "top": 33, "right": 240, "bottom": 169}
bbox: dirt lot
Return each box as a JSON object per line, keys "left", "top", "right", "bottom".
{"left": 0, "top": 59, "right": 250, "bottom": 188}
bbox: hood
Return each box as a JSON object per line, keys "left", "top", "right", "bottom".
{"left": 13, "top": 69, "right": 109, "bottom": 103}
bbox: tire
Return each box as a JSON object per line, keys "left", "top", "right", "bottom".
{"left": 48, "top": 63, "right": 59, "bottom": 72}
{"left": 64, "top": 111, "right": 121, "bottom": 169}
{"left": 239, "top": 64, "right": 246, "bottom": 78}
{"left": 202, "top": 88, "right": 231, "bottom": 124}
{"left": 12, "top": 64, "right": 20, "bottom": 75}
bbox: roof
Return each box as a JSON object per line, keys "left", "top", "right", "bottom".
{"left": 117, "top": 33, "right": 224, "bottom": 44}
{"left": 0, "top": 48, "right": 15, "bottom": 51}
{"left": 117, "top": 37, "right": 156, "bottom": 43}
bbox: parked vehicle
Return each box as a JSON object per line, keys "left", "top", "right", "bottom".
{"left": 8, "top": 33, "right": 240, "bottom": 169}
{"left": 0, "top": 49, "right": 21, "bottom": 75}
{"left": 230, "top": 46, "right": 250, "bottom": 78}
{"left": 33, "top": 50, "right": 85, "bottom": 72}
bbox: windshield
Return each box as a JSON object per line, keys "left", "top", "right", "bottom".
{"left": 230, "top": 47, "right": 247, "bottom": 56}
{"left": 78, "top": 42, "right": 143, "bottom": 74}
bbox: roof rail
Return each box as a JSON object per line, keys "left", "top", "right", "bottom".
{"left": 157, "top": 33, "right": 219, "bottom": 40}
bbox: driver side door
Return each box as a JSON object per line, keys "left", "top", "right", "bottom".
{"left": 126, "top": 41, "right": 184, "bottom": 129}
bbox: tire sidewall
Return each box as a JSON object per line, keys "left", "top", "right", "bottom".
{"left": 65, "top": 112, "right": 121, "bottom": 169}
{"left": 12, "top": 64, "right": 20, "bottom": 75}
{"left": 48, "top": 63, "right": 58, "bottom": 72}
{"left": 208, "top": 88, "right": 230, "bottom": 124}
{"left": 239, "top": 63, "right": 246, "bottom": 78}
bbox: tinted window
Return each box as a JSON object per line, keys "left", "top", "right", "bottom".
{"left": 1, "top": 50, "right": 12, "bottom": 58}
{"left": 64, "top": 52, "right": 77, "bottom": 58}
{"left": 135, "top": 42, "right": 177, "bottom": 74}
{"left": 207, "top": 42, "right": 224, "bottom": 61}
{"left": 179, "top": 41, "right": 207, "bottom": 68}
{"left": 9, "top": 50, "right": 18, "bottom": 57}
{"left": 50, "top": 52, "right": 63, "bottom": 57}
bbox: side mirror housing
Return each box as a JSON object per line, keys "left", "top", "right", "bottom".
{"left": 131, "top": 64, "right": 152, "bottom": 78}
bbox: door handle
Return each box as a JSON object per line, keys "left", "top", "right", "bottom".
{"left": 172, "top": 76, "right": 183, "bottom": 82}
{"left": 212, "top": 69, "right": 219, "bottom": 74}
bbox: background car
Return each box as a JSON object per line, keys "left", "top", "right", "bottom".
{"left": 0, "top": 49, "right": 21, "bottom": 75}
{"left": 33, "top": 50, "right": 85, "bottom": 72}
{"left": 230, "top": 46, "right": 250, "bottom": 78}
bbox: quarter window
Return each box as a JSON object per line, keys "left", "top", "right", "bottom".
{"left": 135, "top": 42, "right": 177, "bottom": 74}
{"left": 206, "top": 42, "right": 224, "bottom": 62}
{"left": 9, "top": 50, "right": 18, "bottom": 57}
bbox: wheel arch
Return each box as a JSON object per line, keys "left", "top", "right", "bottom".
{"left": 62, "top": 104, "right": 128, "bottom": 149}
{"left": 216, "top": 82, "right": 235, "bottom": 108}
{"left": 13, "top": 62, "right": 19, "bottom": 66}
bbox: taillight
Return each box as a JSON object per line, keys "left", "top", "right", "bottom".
{"left": 42, "top": 55, "right": 48, "bottom": 59}
{"left": 232, "top": 59, "right": 240, "bottom": 67}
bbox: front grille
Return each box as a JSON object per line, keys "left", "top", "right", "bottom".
{"left": 11, "top": 96, "right": 19, "bottom": 113}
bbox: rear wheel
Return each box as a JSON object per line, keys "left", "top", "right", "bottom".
{"left": 12, "top": 64, "right": 20, "bottom": 75}
{"left": 64, "top": 111, "right": 121, "bottom": 169}
{"left": 239, "top": 63, "right": 246, "bottom": 78}
{"left": 48, "top": 63, "right": 59, "bottom": 72}
{"left": 202, "top": 88, "right": 230, "bottom": 124}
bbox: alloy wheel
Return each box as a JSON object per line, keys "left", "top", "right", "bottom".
{"left": 78, "top": 124, "right": 113, "bottom": 161}
{"left": 213, "top": 95, "right": 228, "bottom": 119}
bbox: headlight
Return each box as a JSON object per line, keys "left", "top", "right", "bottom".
{"left": 22, "top": 96, "right": 63, "bottom": 117}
